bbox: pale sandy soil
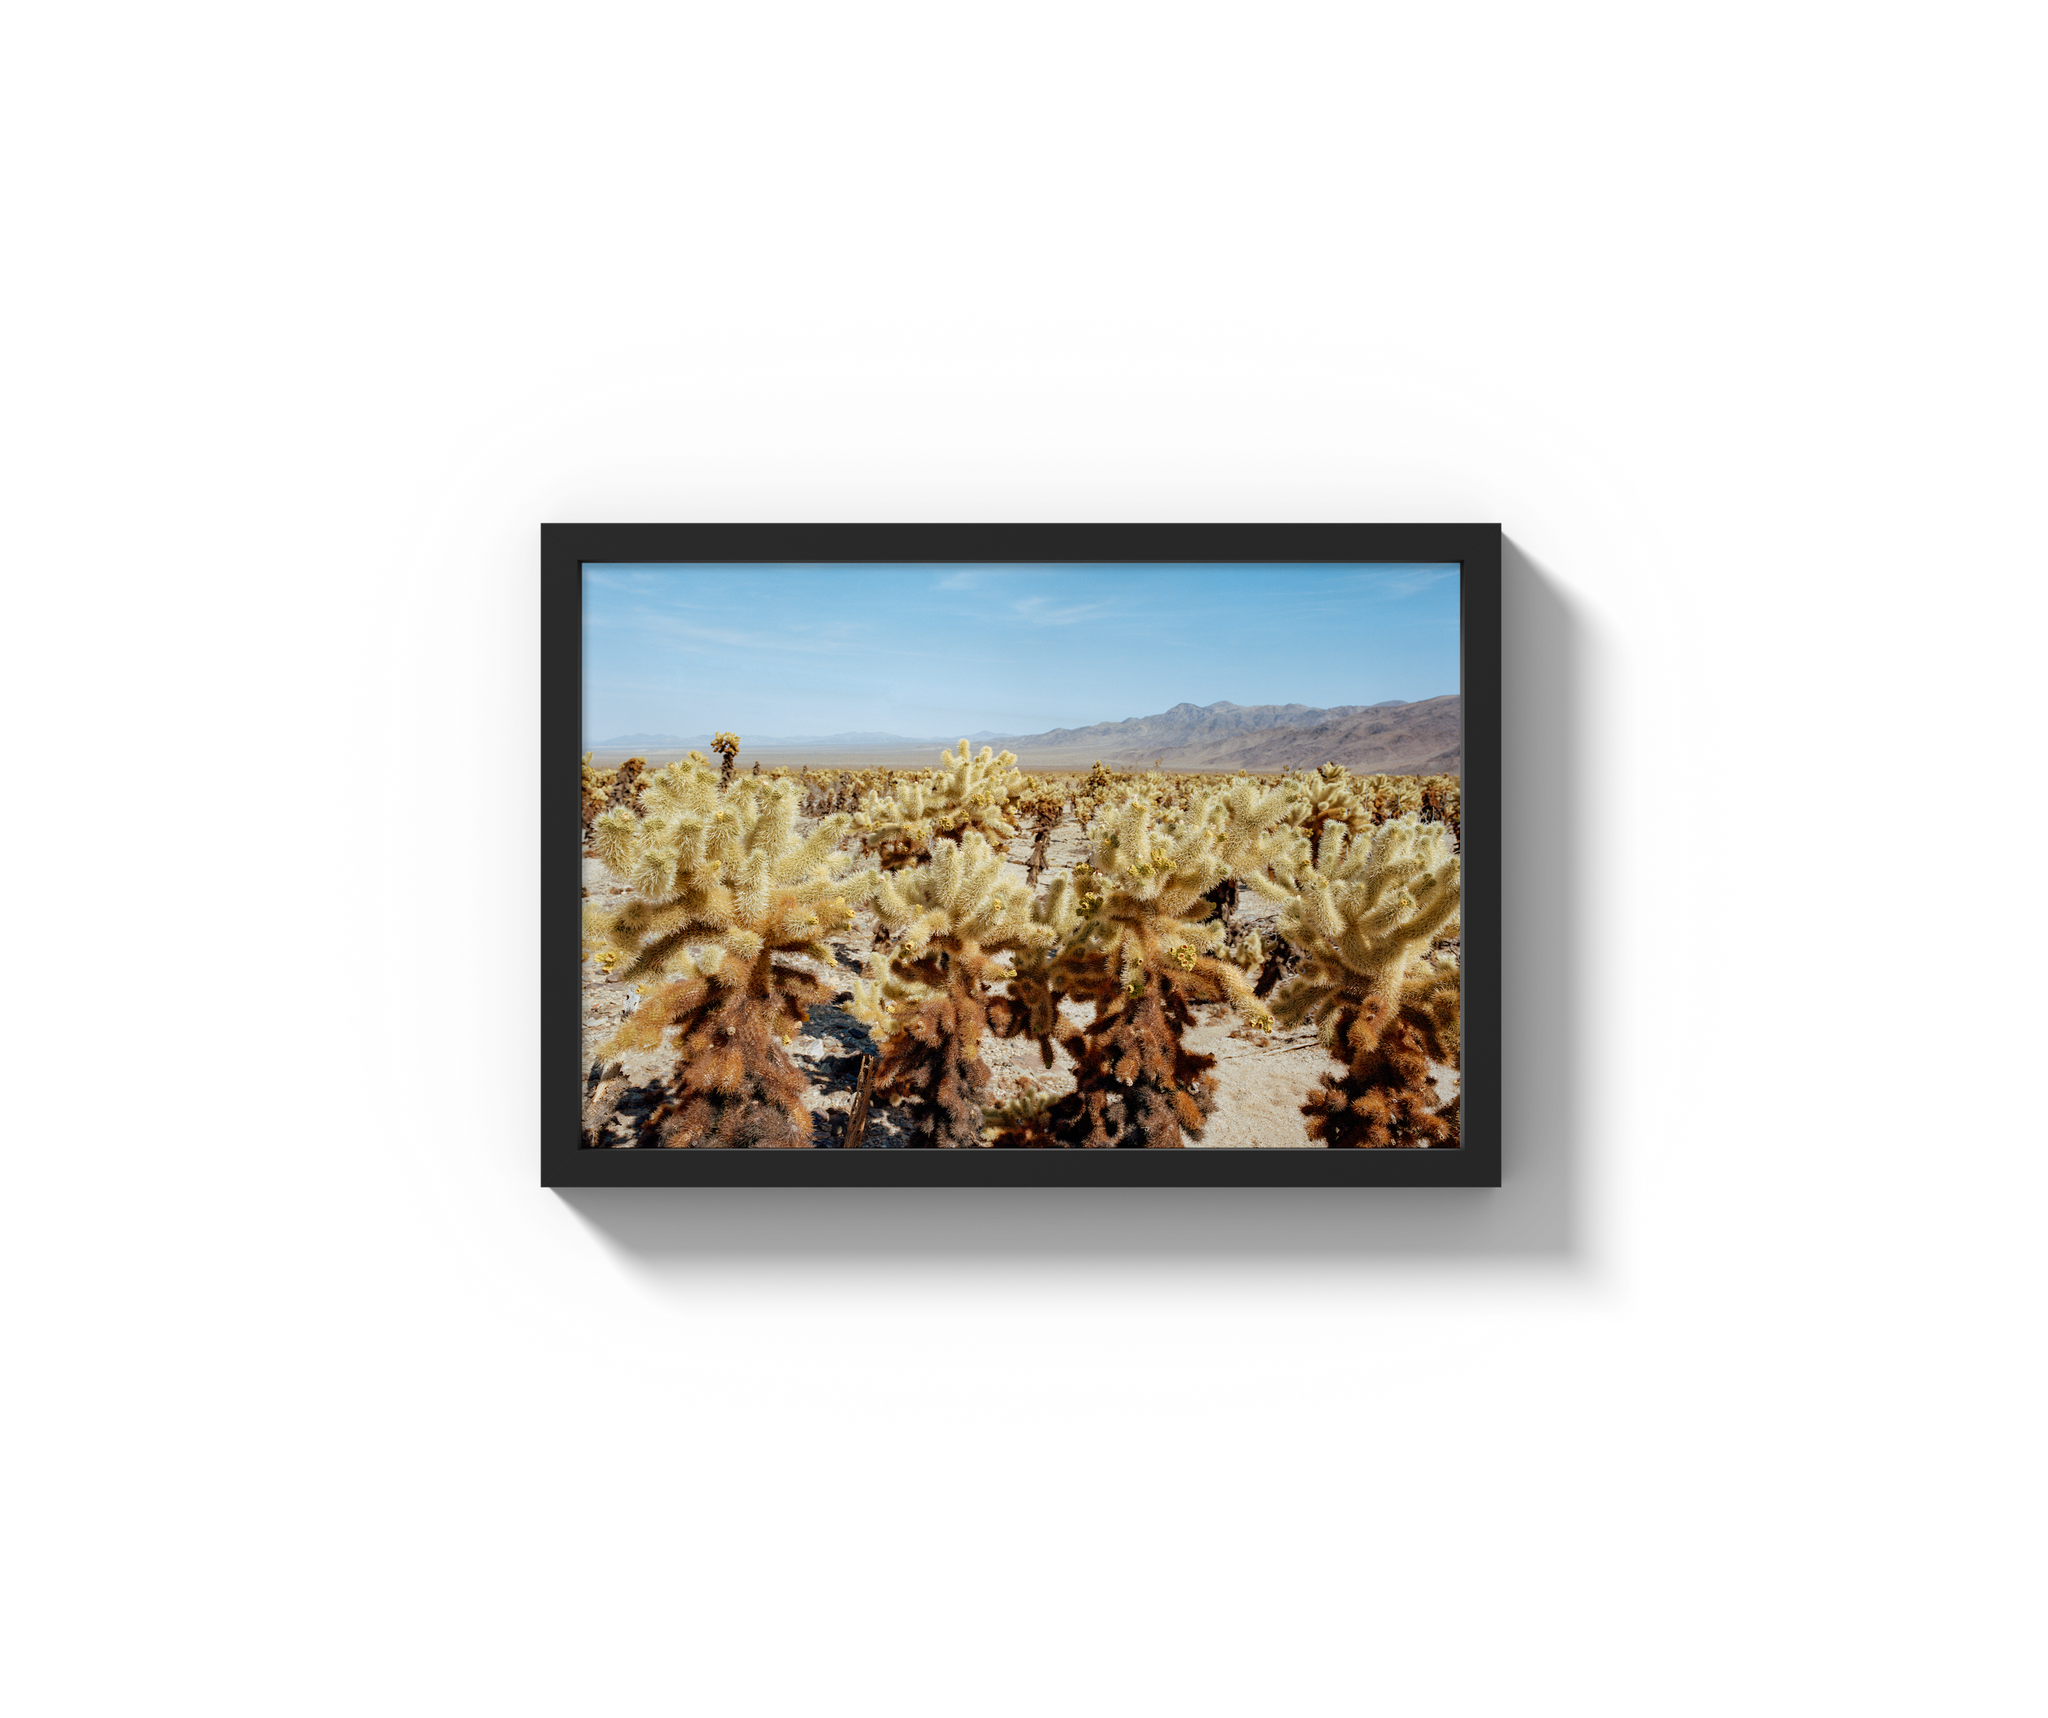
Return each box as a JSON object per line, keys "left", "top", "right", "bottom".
{"left": 580, "top": 818, "right": 1457, "bottom": 1149}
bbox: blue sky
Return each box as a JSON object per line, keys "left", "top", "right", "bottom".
{"left": 583, "top": 563, "right": 1460, "bottom": 741}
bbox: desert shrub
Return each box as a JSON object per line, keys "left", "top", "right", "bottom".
{"left": 583, "top": 758, "right": 874, "bottom": 1148}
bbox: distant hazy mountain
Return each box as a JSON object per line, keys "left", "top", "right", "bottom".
{"left": 987, "top": 697, "right": 1460, "bottom": 774}
{"left": 590, "top": 729, "right": 1006, "bottom": 750}
{"left": 590, "top": 733, "right": 712, "bottom": 749}
{"left": 586, "top": 702, "right": 1457, "bottom": 774}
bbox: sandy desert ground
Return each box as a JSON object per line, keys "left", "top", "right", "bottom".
{"left": 580, "top": 814, "right": 1459, "bottom": 1150}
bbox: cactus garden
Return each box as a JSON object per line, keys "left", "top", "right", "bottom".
{"left": 579, "top": 562, "right": 1464, "bottom": 1149}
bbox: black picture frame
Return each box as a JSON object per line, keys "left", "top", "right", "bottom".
{"left": 544, "top": 524, "right": 1500, "bottom": 1187}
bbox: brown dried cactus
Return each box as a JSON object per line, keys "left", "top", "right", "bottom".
{"left": 711, "top": 731, "right": 740, "bottom": 791}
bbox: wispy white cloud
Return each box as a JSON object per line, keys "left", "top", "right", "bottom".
{"left": 1346, "top": 566, "right": 1455, "bottom": 599}
{"left": 587, "top": 602, "right": 972, "bottom": 666}
{"left": 620, "top": 610, "right": 859, "bottom": 657}
{"left": 1011, "top": 595, "right": 1107, "bottom": 627}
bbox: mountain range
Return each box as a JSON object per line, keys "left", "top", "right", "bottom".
{"left": 986, "top": 698, "right": 1460, "bottom": 773}
{"left": 592, "top": 729, "right": 1007, "bottom": 749}
{"left": 589, "top": 697, "right": 1459, "bottom": 775}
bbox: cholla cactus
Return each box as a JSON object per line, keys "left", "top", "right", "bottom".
{"left": 852, "top": 741, "right": 1022, "bottom": 871}
{"left": 849, "top": 787, "right": 937, "bottom": 872}
{"left": 1419, "top": 774, "right": 1462, "bottom": 843}
{"left": 1011, "top": 781, "right": 1293, "bottom": 1149}
{"left": 849, "top": 832, "right": 1060, "bottom": 1148}
{"left": 608, "top": 755, "right": 648, "bottom": 813}
{"left": 1203, "top": 874, "right": 1239, "bottom": 930}
{"left": 919, "top": 740, "right": 1022, "bottom": 847}
{"left": 584, "top": 757, "right": 874, "bottom": 1148}
{"left": 1025, "top": 821, "right": 1052, "bottom": 886}
{"left": 711, "top": 731, "right": 740, "bottom": 790}
{"left": 985, "top": 871, "right": 1082, "bottom": 1069}
{"left": 1014, "top": 778, "right": 1066, "bottom": 828}
{"left": 1364, "top": 773, "right": 1425, "bottom": 824}
{"left": 981, "top": 1088, "right": 1062, "bottom": 1149}
{"left": 1255, "top": 814, "right": 1461, "bottom": 1148}
{"left": 581, "top": 753, "right": 612, "bottom": 836}
{"left": 1291, "top": 762, "right": 1367, "bottom": 850}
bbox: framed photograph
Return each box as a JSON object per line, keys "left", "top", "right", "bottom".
{"left": 543, "top": 525, "right": 1499, "bottom": 1186}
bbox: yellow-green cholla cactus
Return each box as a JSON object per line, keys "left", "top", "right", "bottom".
{"left": 1251, "top": 812, "right": 1461, "bottom": 1148}
{"left": 847, "top": 830, "right": 1059, "bottom": 1148}
{"left": 1003, "top": 780, "right": 1294, "bottom": 1149}
{"left": 852, "top": 741, "right": 1023, "bottom": 870}
{"left": 580, "top": 752, "right": 612, "bottom": 836}
{"left": 1288, "top": 762, "right": 1368, "bottom": 850}
{"left": 583, "top": 757, "right": 874, "bottom": 1148}
{"left": 1419, "top": 774, "right": 1461, "bottom": 842}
